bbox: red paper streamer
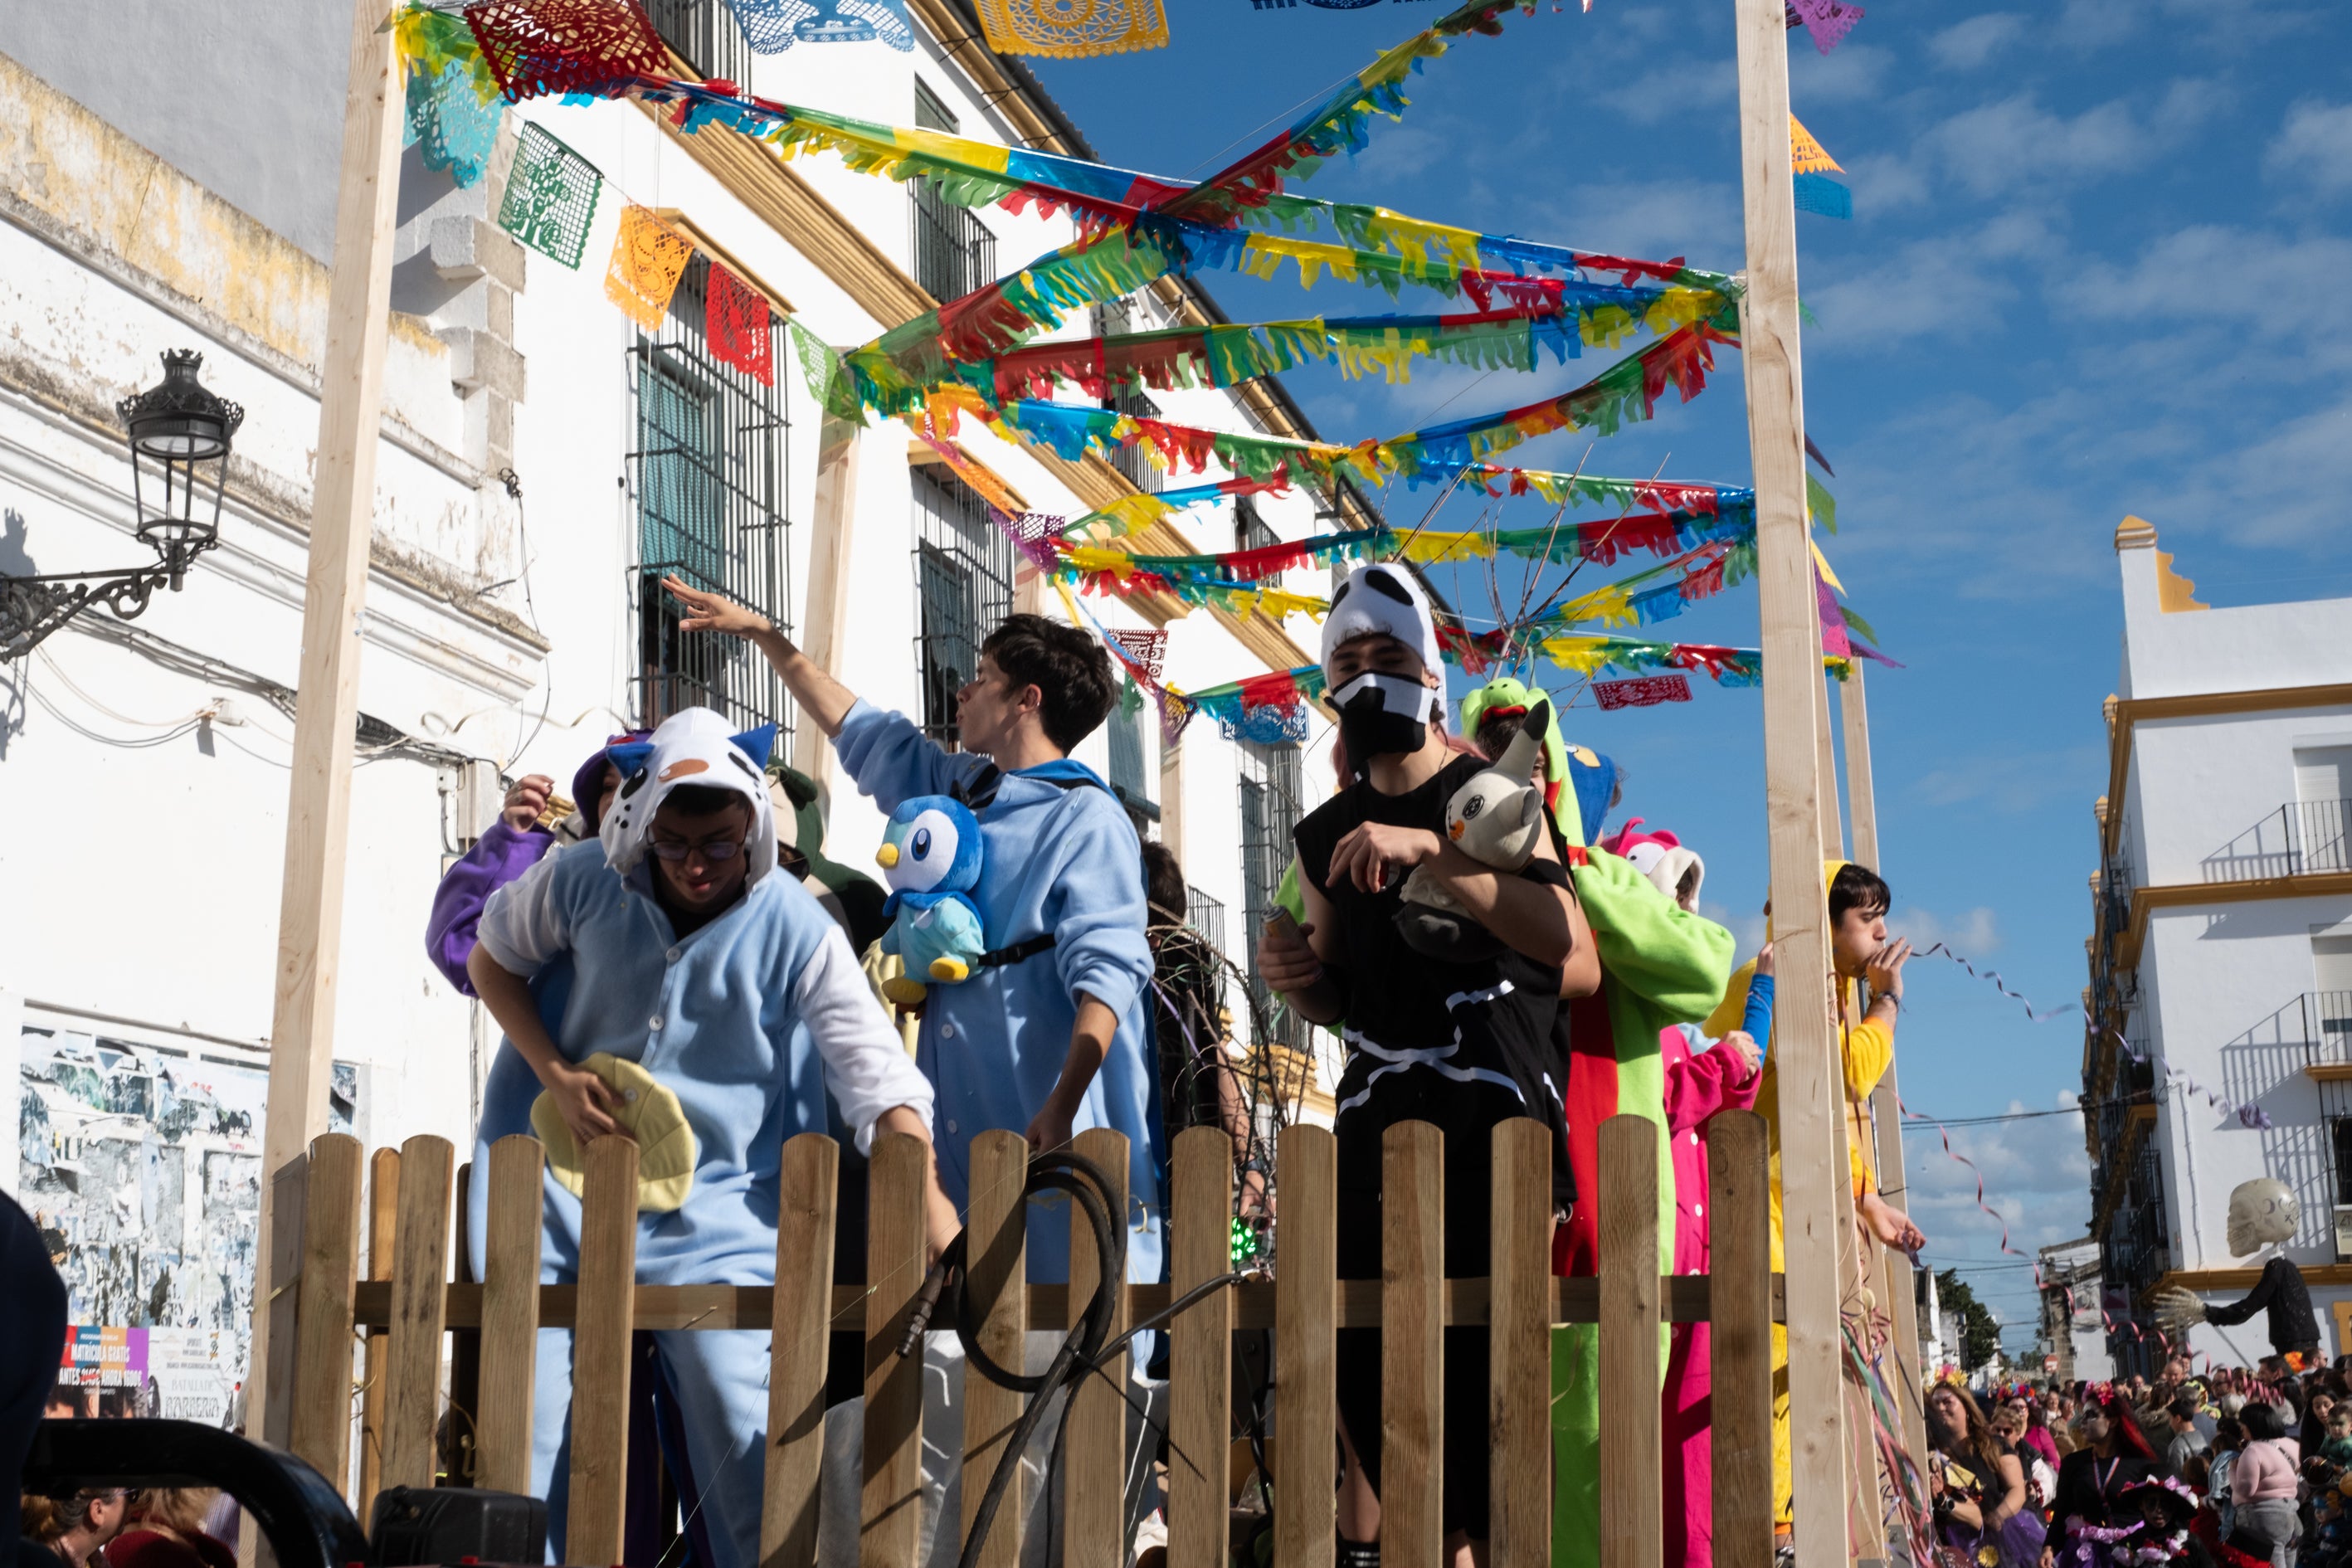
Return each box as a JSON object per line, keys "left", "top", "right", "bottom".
{"left": 1593, "top": 674, "right": 1692, "bottom": 709}
{"left": 463, "top": 0, "right": 672, "bottom": 104}
{"left": 706, "top": 264, "right": 774, "bottom": 387}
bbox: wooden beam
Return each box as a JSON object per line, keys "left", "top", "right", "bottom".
{"left": 1730, "top": 1, "right": 1849, "bottom": 1561}
{"left": 1843, "top": 667, "right": 1930, "bottom": 1473}
{"left": 251, "top": 0, "right": 407, "bottom": 1450}
{"left": 791, "top": 416, "right": 859, "bottom": 792}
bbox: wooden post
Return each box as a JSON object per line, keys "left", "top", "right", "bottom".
{"left": 1730, "top": 0, "right": 1850, "bottom": 1561}
{"left": 381, "top": 1136, "right": 454, "bottom": 1494}
{"left": 288, "top": 1134, "right": 364, "bottom": 1493}
{"left": 1489, "top": 1119, "right": 1552, "bottom": 1568}
{"left": 1063, "top": 1127, "right": 1132, "bottom": 1566}
{"left": 251, "top": 0, "right": 407, "bottom": 1438}
{"left": 1273, "top": 1125, "right": 1337, "bottom": 1568}
{"left": 1381, "top": 1121, "right": 1444, "bottom": 1568}
{"left": 1170, "top": 1126, "right": 1234, "bottom": 1568}
{"left": 259, "top": 1152, "right": 309, "bottom": 1456}
{"left": 962, "top": 1131, "right": 1029, "bottom": 1568}
{"left": 1815, "top": 666, "right": 1844, "bottom": 860}
{"left": 862, "top": 1132, "right": 929, "bottom": 1568}
{"left": 356, "top": 1147, "right": 400, "bottom": 1522}
{"left": 761, "top": 1132, "right": 839, "bottom": 1568}
{"left": 1844, "top": 667, "right": 1929, "bottom": 1468}
{"left": 791, "top": 416, "right": 861, "bottom": 792}
{"left": 1598, "top": 1117, "right": 1663, "bottom": 1568}
{"left": 1711, "top": 1113, "right": 1774, "bottom": 1568}
{"left": 476, "top": 1136, "right": 545, "bottom": 1498}
{"left": 568, "top": 1137, "right": 640, "bottom": 1567}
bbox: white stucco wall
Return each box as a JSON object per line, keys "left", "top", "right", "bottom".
{"left": 2107, "top": 528, "right": 2352, "bottom": 1361}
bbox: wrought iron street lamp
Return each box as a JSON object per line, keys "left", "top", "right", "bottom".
{"left": 1, "top": 349, "right": 244, "bottom": 660}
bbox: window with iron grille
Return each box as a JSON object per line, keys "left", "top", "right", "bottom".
{"left": 642, "top": 0, "right": 746, "bottom": 86}
{"left": 626, "top": 256, "right": 792, "bottom": 738}
{"left": 1092, "top": 296, "right": 1162, "bottom": 494}
{"left": 1186, "top": 884, "right": 1227, "bottom": 959}
{"left": 908, "top": 79, "right": 996, "bottom": 304}
{"left": 1233, "top": 494, "right": 1276, "bottom": 553}
{"left": 912, "top": 465, "right": 1015, "bottom": 746}
{"left": 1239, "top": 739, "right": 1307, "bottom": 1049}
{"left": 1107, "top": 693, "right": 1157, "bottom": 831}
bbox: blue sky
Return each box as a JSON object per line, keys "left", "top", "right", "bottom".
{"left": 1036, "top": 0, "right": 2352, "bottom": 1346}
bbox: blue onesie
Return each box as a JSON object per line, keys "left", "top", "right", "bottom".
{"left": 470, "top": 733, "right": 934, "bottom": 1568}
{"left": 833, "top": 699, "right": 1162, "bottom": 1285}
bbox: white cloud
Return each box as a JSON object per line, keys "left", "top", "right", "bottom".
{"left": 1598, "top": 61, "right": 1736, "bottom": 129}
{"left": 1927, "top": 14, "right": 2027, "bottom": 71}
{"left": 2267, "top": 99, "right": 2352, "bottom": 194}
{"left": 1900, "top": 1093, "right": 2093, "bottom": 1269}
{"left": 1887, "top": 905, "right": 2003, "bottom": 957}
{"left": 1789, "top": 41, "right": 1897, "bottom": 107}
{"left": 1907, "top": 745, "right": 2106, "bottom": 815}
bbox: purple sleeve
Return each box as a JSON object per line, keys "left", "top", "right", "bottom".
{"left": 425, "top": 822, "right": 555, "bottom": 996}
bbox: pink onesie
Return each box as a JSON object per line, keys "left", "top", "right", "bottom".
{"left": 1660, "top": 1022, "right": 1765, "bottom": 1568}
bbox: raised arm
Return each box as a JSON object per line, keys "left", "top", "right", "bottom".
{"left": 665, "top": 577, "right": 858, "bottom": 738}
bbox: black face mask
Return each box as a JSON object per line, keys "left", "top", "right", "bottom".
{"left": 1332, "top": 671, "right": 1437, "bottom": 767}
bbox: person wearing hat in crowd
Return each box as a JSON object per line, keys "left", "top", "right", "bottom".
{"left": 1258, "top": 566, "right": 1598, "bottom": 1568}
{"left": 465, "top": 708, "right": 957, "bottom": 1568}
{"left": 2115, "top": 1474, "right": 2222, "bottom": 1568}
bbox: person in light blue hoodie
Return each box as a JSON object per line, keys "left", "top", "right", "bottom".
{"left": 662, "top": 577, "right": 1161, "bottom": 1288}
{"left": 468, "top": 706, "right": 957, "bottom": 1568}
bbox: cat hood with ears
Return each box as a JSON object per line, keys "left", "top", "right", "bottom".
{"left": 599, "top": 709, "right": 780, "bottom": 884}
{"left": 1320, "top": 562, "right": 1444, "bottom": 684}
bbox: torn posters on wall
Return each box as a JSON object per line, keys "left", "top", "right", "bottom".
{"left": 17, "top": 1028, "right": 359, "bottom": 1424}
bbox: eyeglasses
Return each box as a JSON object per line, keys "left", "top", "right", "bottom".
{"left": 650, "top": 836, "right": 744, "bottom": 863}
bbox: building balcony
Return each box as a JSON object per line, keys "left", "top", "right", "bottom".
{"left": 2204, "top": 797, "right": 2352, "bottom": 883}
{"left": 2300, "top": 991, "right": 2352, "bottom": 1081}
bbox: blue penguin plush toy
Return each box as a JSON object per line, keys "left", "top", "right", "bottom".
{"left": 874, "top": 794, "right": 987, "bottom": 1006}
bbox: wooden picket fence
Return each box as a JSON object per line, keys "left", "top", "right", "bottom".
{"left": 261, "top": 1113, "right": 1781, "bottom": 1568}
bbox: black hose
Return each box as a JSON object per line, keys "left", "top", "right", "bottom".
{"left": 897, "top": 1147, "right": 1254, "bottom": 1568}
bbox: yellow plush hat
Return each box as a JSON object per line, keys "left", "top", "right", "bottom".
{"left": 530, "top": 1054, "right": 698, "bottom": 1212}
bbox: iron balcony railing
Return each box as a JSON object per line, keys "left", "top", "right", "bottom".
{"left": 2205, "top": 798, "right": 2352, "bottom": 882}
{"left": 643, "top": 0, "right": 746, "bottom": 84}
{"left": 2304, "top": 991, "right": 2352, "bottom": 1069}
{"left": 910, "top": 180, "right": 996, "bottom": 305}
{"left": 1185, "top": 885, "right": 1228, "bottom": 962}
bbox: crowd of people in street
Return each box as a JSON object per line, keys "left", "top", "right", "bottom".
{"left": 1928, "top": 1357, "right": 2352, "bottom": 1568}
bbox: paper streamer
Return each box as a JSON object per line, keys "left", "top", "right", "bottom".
{"left": 730, "top": 0, "right": 916, "bottom": 50}
{"left": 706, "top": 264, "right": 776, "bottom": 387}
{"left": 497, "top": 123, "right": 603, "bottom": 269}
{"left": 1788, "top": 0, "right": 1863, "bottom": 53}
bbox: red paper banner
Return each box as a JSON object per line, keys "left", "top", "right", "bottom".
{"left": 1593, "top": 674, "right": 1693, "bottom": 709}
{"left": 707, "top": 264, "right": 774, "bottom": 387}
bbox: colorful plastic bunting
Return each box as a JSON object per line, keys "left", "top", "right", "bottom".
{"left": 706, "top": 264, "right": 776, "bottom": 386}
{"left": 971, "top": 0, "right": 1169, "bottom": 56}
{"left": 496, "top": 122, "right": 603, "bottom": 268}
{"left": 1790, "top": 115, "right": 1852, "bottom": 219}
{"left": 729, "top": 0, "right": 914, "bottom": 51}
{"left": 606, "top": 206, "right": 698, "bottom": 330}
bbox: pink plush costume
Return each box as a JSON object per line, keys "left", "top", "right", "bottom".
{"left": 1660, "top": 1020, "right": 1765, "bottom": 1568}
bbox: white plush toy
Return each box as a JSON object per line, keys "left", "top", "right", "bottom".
{"left": 1395, "top": 698, "right": 1554, "bottom": 961}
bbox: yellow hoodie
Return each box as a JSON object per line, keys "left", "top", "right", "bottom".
{"left": 1700, "top": 859, "right": 1895, "bottom": 1530}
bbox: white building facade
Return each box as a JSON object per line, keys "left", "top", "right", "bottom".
{"left": 2083, "top": 517, "right": 2352, "bottom": 1374}
{"left": 2036, "top": 1235, "right": 2112, "bottom": 1385}
{"left": 0, "top": 1, "right": 1344, "bottom": 1418}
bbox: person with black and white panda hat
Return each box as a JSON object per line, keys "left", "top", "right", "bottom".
{"left": 1255, "top": 561, "right": 1601, "bottom": 1567}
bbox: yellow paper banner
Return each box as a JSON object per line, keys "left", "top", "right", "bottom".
{"left": 605, "top": 207, "right": 696, "bottom": 331}
{"left": 1790, "top": 114, "right": 1843, "bottom": 175}
{"left": 971, "top": 0, "right": 1169, "bottom": 58}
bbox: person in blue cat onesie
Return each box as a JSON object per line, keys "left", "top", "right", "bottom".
{"left": 467, "top": 706, "right": 959, "bottom": 1568}
{"left": 664, "top": 578, "right": 1161, "bottom": 1288}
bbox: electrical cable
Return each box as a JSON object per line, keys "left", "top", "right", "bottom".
{"left": 895, "top": 1146, "right": 1247, "bottom": 1568}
